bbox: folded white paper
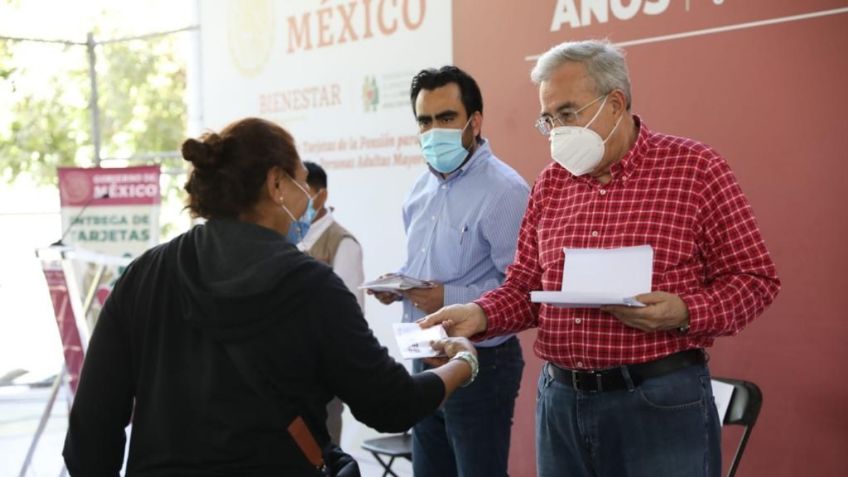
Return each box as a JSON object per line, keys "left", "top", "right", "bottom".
{"left": 530, "top": 291, "right": 647, "bottom": 308}
{"left": 711, "top": 379, "right": 735, "bottom": 423}
{"left": 359, "top": 273, "right": 434, "bottom": 293}
{"left": 392, "top": 323, "right": 447, "bottom": 359}
{"left": 531, "top": 245, "right": 653, "bottom": 308}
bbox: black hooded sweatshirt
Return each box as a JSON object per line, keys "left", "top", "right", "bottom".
{"left": 63, "top": 219, "right": 444, "bottom": 477}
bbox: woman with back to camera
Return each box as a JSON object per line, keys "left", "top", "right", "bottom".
{"left": 62, "top": 117, "right": 478, "bottom": 476}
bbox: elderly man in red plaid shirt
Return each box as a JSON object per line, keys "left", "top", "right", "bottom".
{"left": 421, "top": 39, "right": 780, "bottom": 477}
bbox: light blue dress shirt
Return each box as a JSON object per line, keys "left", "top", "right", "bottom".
{"left": 399, "top": 139, "right": 529, "bottom": 347}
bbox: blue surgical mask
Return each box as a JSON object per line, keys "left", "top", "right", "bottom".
{"left": 285, "top": 217, "right": 311, "bottom": 244}
{"left": 281, "top": 176, "right": 316, "bottom": 244}
{"left": 419, "top": 117, "right": 473, "bottom": 174}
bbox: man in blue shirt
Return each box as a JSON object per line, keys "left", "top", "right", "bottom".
{"left": 370, "top": 66, "right": 529, "bottom": 477}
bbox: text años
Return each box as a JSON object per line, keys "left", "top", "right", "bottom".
{"left": 549, "top": 0, "right": 725, "bottom": 31}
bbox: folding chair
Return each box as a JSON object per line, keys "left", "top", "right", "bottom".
{"left": 361, "top": 431, "right": 412, "bottom": 477}
{"left": 712, "top": 377, "right": 763, "bottom": 477}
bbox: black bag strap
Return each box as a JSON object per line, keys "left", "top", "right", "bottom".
{"left": 220, "top": 341, "right": 327, "bottom": 474}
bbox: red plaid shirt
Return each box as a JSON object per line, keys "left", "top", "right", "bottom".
{"left": 476, "top": 117, "right": 780, "bottom": 370}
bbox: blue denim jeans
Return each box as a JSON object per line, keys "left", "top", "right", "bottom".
{"left": 412, "top": 336, "right": 524, "bottom": 477}
{"left": 536, "top": 361, "right": 721, "bottom": 477}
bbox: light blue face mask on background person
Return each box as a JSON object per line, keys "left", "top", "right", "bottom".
{"left": 280, "top": 175, "right": 316, "bottom": 244}
{"left": 419, "top": 117, "right": 473, "bottom": 173}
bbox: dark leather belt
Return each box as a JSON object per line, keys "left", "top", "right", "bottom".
{"left": 547, "top": 349, "right": 706, "bottom": 393}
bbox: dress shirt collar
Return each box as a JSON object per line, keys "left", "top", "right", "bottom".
{"left": 573, "top": 114, "right": 649, "bottom": 187}
{"left": 297, "top": 209, "right": 334, "bottom": 251}
{"left": 608, "top": 114, "right": 649, "bottom": 182}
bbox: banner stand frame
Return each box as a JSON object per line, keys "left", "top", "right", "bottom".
{"left": 18, "top": 246, "right": 131, "bottom": 477}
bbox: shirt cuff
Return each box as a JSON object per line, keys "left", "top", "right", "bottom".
{"left": 680, "top": 291, "right": 710, "bottom": 335}
{"left": 471, "top": 296, "right": 502, "bottom": 341}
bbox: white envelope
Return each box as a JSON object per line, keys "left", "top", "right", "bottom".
{"left": 531, "top": 245, "right": 653, "bottom": 308}
{"left": 392, "top": 323, "right": 447, "bottom": 359}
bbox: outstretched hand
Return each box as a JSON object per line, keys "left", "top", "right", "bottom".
{"left": 418, "top": 303, "right": 488, "bottom": 338}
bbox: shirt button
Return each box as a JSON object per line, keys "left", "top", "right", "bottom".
{"left": 441, "top": 185, "right": 447, "bottom": 189}
{"left": 577, "top": 361, "right": 584, "bottom": 368}
{"left": 431, "top": 216, "right": 436, "bottom": 221}
{"left": 575, "top": 318, "right": 582, "bottom": 324}
{"left": 599, "top": 189, "right": 607, "bottom": 195}
{"left": 404, "top": 314, "right": 409, "bottom": 320}
{"left": 591, "top": 231, "right": 599, "bottom": 237}
{"left": 421, "top": 247, "right": 426, "bottom": 253}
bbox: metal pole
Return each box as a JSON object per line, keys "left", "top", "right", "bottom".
{"left": 18, "top": 366, "right": 67, "bottom": 477}
{"left": 86, "top": 32, "right": 102, "bottom": 167}
{"left": 186, "top": 0, "right": 203, "bottom": 137}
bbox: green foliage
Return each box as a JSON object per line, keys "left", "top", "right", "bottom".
{"left": 0, "top": 41, "right": 13, "bottom": 80}
{"left": 98, "top": 37, "right": 187, "bottom": 159}
{"left": 0, "top": 33, "right": 187, "bottom": 185}
{"left": 0, "top": 42, "right": 90, "bottom": 182}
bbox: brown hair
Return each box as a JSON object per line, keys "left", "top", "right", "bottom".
{"left": 182, "top": 118, "right": 299, "bottom": 219}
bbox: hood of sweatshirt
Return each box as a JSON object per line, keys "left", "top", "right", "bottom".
{"left": 175, "top": 218, "right": 326, "bottom": 342}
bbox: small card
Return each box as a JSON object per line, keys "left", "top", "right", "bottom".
{"left": 392, "top": 323, "right": 447, "bottom": 359}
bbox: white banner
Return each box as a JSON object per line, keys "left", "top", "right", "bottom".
{"left": 200, "top": 0, "right": 452, "bottom": 356}
{"left": 200, "top": 0, "right": 452, "bottom": 464}
{"left": 57, "top": 165, "right": 161, "bottom": 257}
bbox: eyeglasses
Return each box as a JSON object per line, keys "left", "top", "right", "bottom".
{"left": 534, "top": 93, "right": 607, "bottom": 136}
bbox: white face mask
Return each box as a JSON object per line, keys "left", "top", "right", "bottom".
{"left": 549, "top": 95, "right": 623, "bottom": 176}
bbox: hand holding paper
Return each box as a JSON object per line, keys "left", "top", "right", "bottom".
{"left": 393, "top": 322, "right": 448, "bottom": 359}
{"left": 600, "top": 291, "right": 690, "bottom": 332}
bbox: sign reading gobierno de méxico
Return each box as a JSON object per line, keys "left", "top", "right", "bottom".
{"left": 57, "top": 165, "right": 161, "bottom": 258}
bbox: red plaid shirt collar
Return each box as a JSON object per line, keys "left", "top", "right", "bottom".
{"left": 571, "top": 114, "right": 649, "bottom": 187}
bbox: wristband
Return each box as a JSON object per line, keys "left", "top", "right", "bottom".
{"left": 450, "top": 350, "right": 479, "bottom": 387}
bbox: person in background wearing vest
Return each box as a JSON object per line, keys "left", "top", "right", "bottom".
{"left": 298, "top": 161, "right": 365, "bottom": 446}
{"left": 369, "top": 66, "right": 529, "bottom": 477}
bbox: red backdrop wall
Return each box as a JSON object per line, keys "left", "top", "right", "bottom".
{"left": 452, "top": 1, "right": 848, "bottom": 475}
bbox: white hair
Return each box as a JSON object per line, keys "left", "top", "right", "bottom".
{"left": 530, "top": 39, "right": 632, "bottom": 110}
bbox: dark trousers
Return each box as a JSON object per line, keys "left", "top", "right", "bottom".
{"left": 536, "top": 361, "right": 722, "bottom": 477}
{"left": 412, "top": 336, "right": 524, "bottom": 477}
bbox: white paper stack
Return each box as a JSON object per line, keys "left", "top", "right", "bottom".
{"left": 531, "top": 245, "right": 653, "bottom": 308}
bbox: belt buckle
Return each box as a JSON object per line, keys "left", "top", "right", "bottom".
{"left": 573, "top": 370, "right": 603, "bottom": 392}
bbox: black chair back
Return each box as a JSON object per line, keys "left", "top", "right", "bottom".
{"left": 712, "top": 377, "right": 763, "bottom": 477}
